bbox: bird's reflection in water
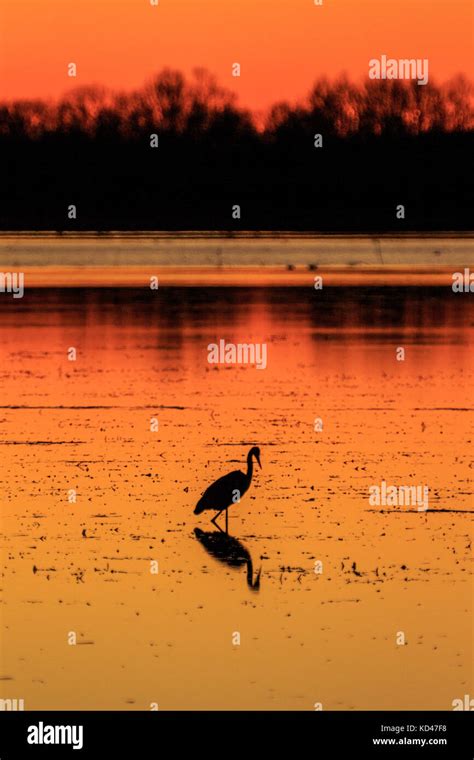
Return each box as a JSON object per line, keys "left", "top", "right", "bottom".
{"left": 194, "top": 528, "right": 261, "bottom": 591}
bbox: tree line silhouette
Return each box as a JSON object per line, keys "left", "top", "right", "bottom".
{"left": 1, "top": 69, "right": 472, "bottom": 230}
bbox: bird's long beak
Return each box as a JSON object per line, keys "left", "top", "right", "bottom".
{"left": 256, "top": 452, "right": 262, "bottom": 469}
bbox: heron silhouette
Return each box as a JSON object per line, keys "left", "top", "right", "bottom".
{"left": 194, "top": 446, "right": 262, "bottom": 532}
{"left": 194, "top": 528, "right": 261, "bottom": 590}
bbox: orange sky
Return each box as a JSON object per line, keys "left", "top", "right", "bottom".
{"left": 0, "top": 0, "right": 472, "bottom": 110}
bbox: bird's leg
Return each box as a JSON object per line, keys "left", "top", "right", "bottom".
{"left": 211, "top": 510, "right": 225, "bottom": 533}
{"left": 225, "top": 508, "right": 228, "bottom": 534}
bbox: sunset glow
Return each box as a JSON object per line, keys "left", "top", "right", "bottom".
{"left": 1, "top": 0, "right": 472, "bottom": 110}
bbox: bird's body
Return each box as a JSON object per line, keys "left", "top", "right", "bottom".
{"left": 194, "top": 469, "right": 250, "bottom": 513}
{"left": 194, "top": 446, "right": 261, "bottom": 532}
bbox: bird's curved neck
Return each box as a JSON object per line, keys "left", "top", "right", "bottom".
{"left": 246, "top": 558, "right": 254, "bottom": 587}
{"left": 246, "top": 558, "right": 261, "bottom": 590}
{"left": 246, "top": 452, "right": 254, "bottom": 482}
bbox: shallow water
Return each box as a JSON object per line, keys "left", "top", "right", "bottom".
{"left": 0, "top": 286, "right": 472, "bottom": 710}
